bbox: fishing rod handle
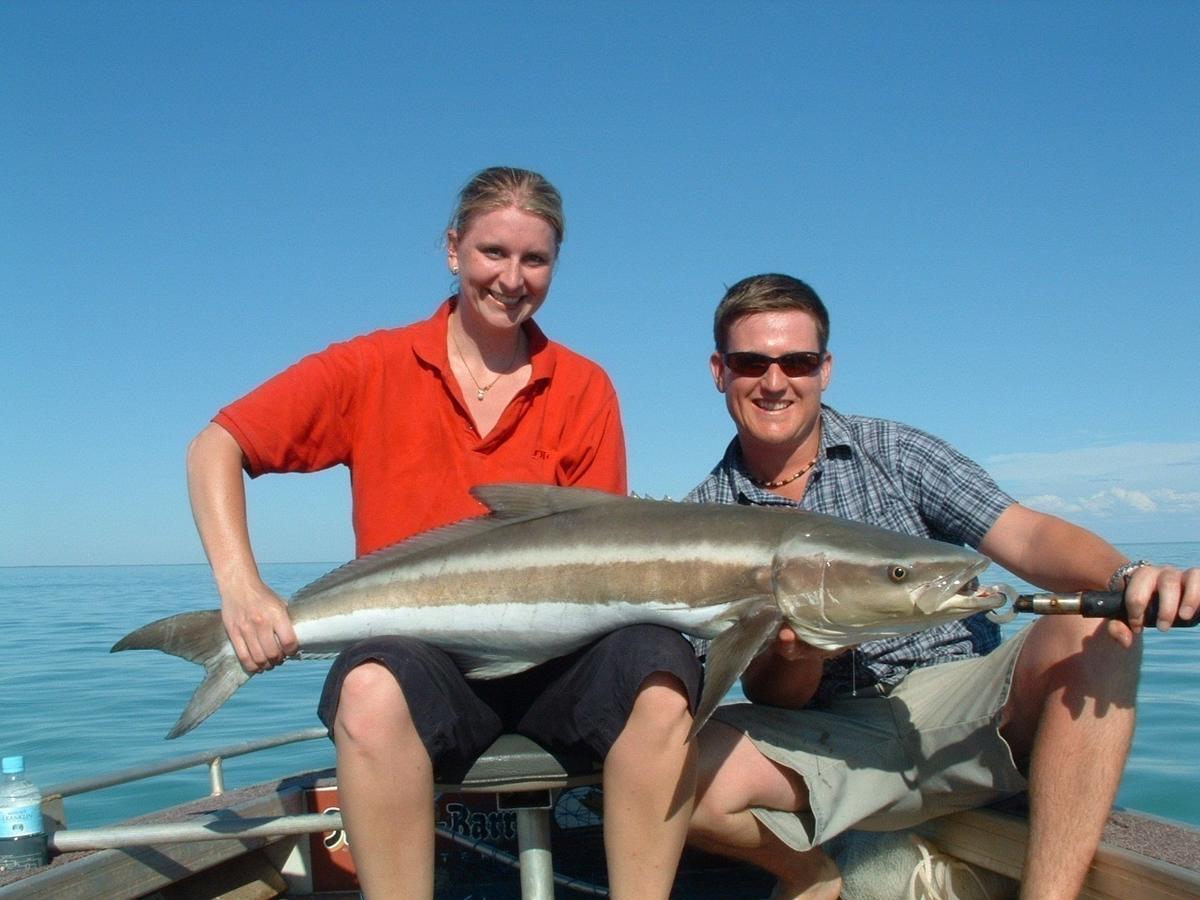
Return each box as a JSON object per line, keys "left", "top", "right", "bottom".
{"left": 1081, "top": 591, "right": 1198, "bottom": 627}
{"left": 1017, "top": 591, "right": 1199, "bottom": 627}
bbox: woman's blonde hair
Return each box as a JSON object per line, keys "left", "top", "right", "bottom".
{"left": 449, "top": 167, "right": 565, "bottom": 248}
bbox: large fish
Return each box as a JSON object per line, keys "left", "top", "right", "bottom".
{"left": 113, "top": 484, "right": 998, "bottom": 739}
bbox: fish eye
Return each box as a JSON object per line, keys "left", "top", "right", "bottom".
{"left": 888, "top": 565, "right": 909, "bottom": 583}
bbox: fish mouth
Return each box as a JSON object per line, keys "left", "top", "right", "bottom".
{"left": 957, "top": 581, "right": 1016, "bottom": 609}
{"left": 950, "top": 573, "right": 1007, "bottom": 612}
{"left": 915, "top": 558, "right": 998, "bottom": 613}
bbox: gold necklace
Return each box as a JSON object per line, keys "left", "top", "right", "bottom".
{"left": 749, "top": 454, "right": 820, "bottom": 489}
{"left": 451, "top": 327, "right": 520, "bottom": 401}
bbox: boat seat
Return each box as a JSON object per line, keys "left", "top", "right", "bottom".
{"left": 434, "top": 733, "right": 603, "bottom": 900}
{"left": 438, "top": 732, "right": 602, "bottom": 793}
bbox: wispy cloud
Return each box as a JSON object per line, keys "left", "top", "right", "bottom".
{"left": 987, "top": 443, "right": 1200, "bottom": 488}
{"left": 987, "top": 442, "right": 1200, "bottom": 538}
{"left": 1023, "top": 488, "right": 1200, "bottom": 517}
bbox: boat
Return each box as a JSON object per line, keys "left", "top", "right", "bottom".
{"left": 1, "top": 727, "right": 1197, "bottom": 899}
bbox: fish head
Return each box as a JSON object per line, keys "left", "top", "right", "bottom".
{"left": 770, "top": 515, "right": 998, "bottom": 650}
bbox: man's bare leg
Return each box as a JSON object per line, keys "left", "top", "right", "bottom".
{"left": 334, "top": 662, "right": 435, "bottom": 900}
{"left": 1002, "top": 617, "right": 1141, "bottom": 900}
{"left": 689, "top": 721, "right": 841, "bottom": 900}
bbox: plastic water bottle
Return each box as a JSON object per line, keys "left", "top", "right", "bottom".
{"left": 0, "top": 756, "right": 48, "bottom": 871}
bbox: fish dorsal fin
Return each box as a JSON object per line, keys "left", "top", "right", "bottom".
{"left": 292, "top": 514, "right": 512, "bottom": 602}
{"left": 292, "top": 484, "right": 626, "bottom": 602}
{"left": 470, "top": 483, "right": 628, "bottom": 519}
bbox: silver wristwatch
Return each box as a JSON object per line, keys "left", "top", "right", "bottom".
{"left": 1108, "top": 559, "right": 1151, "bottom": 592}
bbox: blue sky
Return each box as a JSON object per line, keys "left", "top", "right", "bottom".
{"left": 3, "top": 1, "right": 1197, "bottom": 567}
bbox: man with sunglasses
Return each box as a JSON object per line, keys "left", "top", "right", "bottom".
{"left": 683, "top": 273, "right": 1199, "bottom": 899}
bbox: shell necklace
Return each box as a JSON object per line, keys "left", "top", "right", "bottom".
{"left": 451, "top": 327, "right": 520, "bottom": 401}
{"left": 748, "top": 454, "right": 820, "bottom": 489}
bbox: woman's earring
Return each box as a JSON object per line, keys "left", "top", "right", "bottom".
{"left": 450, "top": 265, "right": 460, "bottom": 276}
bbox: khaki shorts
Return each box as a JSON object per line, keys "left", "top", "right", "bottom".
{"left": 713, "top": 627, "right": 1031, "bottom": 851}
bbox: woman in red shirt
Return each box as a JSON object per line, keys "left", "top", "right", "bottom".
{"left": 186, "top": 167, "right": 700, "bottom": 898}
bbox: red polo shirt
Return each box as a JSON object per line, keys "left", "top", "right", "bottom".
{"left": 215, "top": 300, "right": 627, "bottom": 556}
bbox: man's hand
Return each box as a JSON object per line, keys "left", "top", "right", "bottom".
{"left": 742, "top": 624, "right": 852, "bottom": 708}
{"left": 220, "top": 578, "right": 300, "bottom": 673}
{"left": 1109, "top": 565, "right": 1200, "bottom": 647}
{"left": 768, "top": 623, "right": 851, "bottom": 662}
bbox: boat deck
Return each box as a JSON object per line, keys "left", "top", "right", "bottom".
{"left": 0, "top": 767, "right": 772, "bottom": 899}
{"left": 3, "top": 768, "right": 1198, "bottom": 899}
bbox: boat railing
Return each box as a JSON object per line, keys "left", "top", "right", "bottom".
{"left": 39, "top": 726, "right": 337, "bottom": 855}
{"left": 28, "top": 729, "right": 609, "bottom": 899}
{"left": 43, "top": 725, "right": 329, "bottom": 806}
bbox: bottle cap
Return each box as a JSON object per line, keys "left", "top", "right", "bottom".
{"left": 2, "top": 756, "right": 25, "bottom": 775}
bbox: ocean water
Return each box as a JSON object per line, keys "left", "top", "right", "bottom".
{"left": 1, "top": 542, "right": 1198, "bottom": 832}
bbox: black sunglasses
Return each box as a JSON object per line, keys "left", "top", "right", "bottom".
{"left": 722, "top": 351, "right": 825, "bottom": 378}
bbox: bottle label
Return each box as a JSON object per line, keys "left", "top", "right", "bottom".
{"left": 0, "top": 804, "right": 43, "bottom": 839}
{"left": 0, "top": 833, "right": 49, "bottom": 870}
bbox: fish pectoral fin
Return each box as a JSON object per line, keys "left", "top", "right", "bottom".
{"left": 690, "top": 598, "right": 783, "bottom": 740}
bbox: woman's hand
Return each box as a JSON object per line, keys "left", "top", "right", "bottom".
{"left": 187, "top": 422, "right": 299, "bottom": 672}
{"left": 219, "top": 575, "right": 299, "bottom": 672}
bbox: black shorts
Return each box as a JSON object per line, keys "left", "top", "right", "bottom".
{"left": 316, "top": 624, "right": 702, "bottom": 781}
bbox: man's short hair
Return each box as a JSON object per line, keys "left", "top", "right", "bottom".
{"left": 713, "top": 274, "right": 830, "bottom": 352}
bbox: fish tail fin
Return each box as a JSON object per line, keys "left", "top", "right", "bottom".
{"left": 166, "top": 654, "right": 250, "bottom": 739}
{"left": 112, "top": 610, "right": 251, "bottom": 739}
{"left": 690, "top": 600, "right": 782, "bottom": 740}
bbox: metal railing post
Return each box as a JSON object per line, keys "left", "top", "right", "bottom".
{"left": 208, "top": 757, "right": 225, "bottom": 796}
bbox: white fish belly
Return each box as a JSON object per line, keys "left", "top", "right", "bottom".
{"left": 295, "top": 598, "right": 740, "bottom": 678}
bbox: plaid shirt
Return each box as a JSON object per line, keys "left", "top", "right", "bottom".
{"left": 685, "top": 405, "right": 1014, "bottom": 703}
